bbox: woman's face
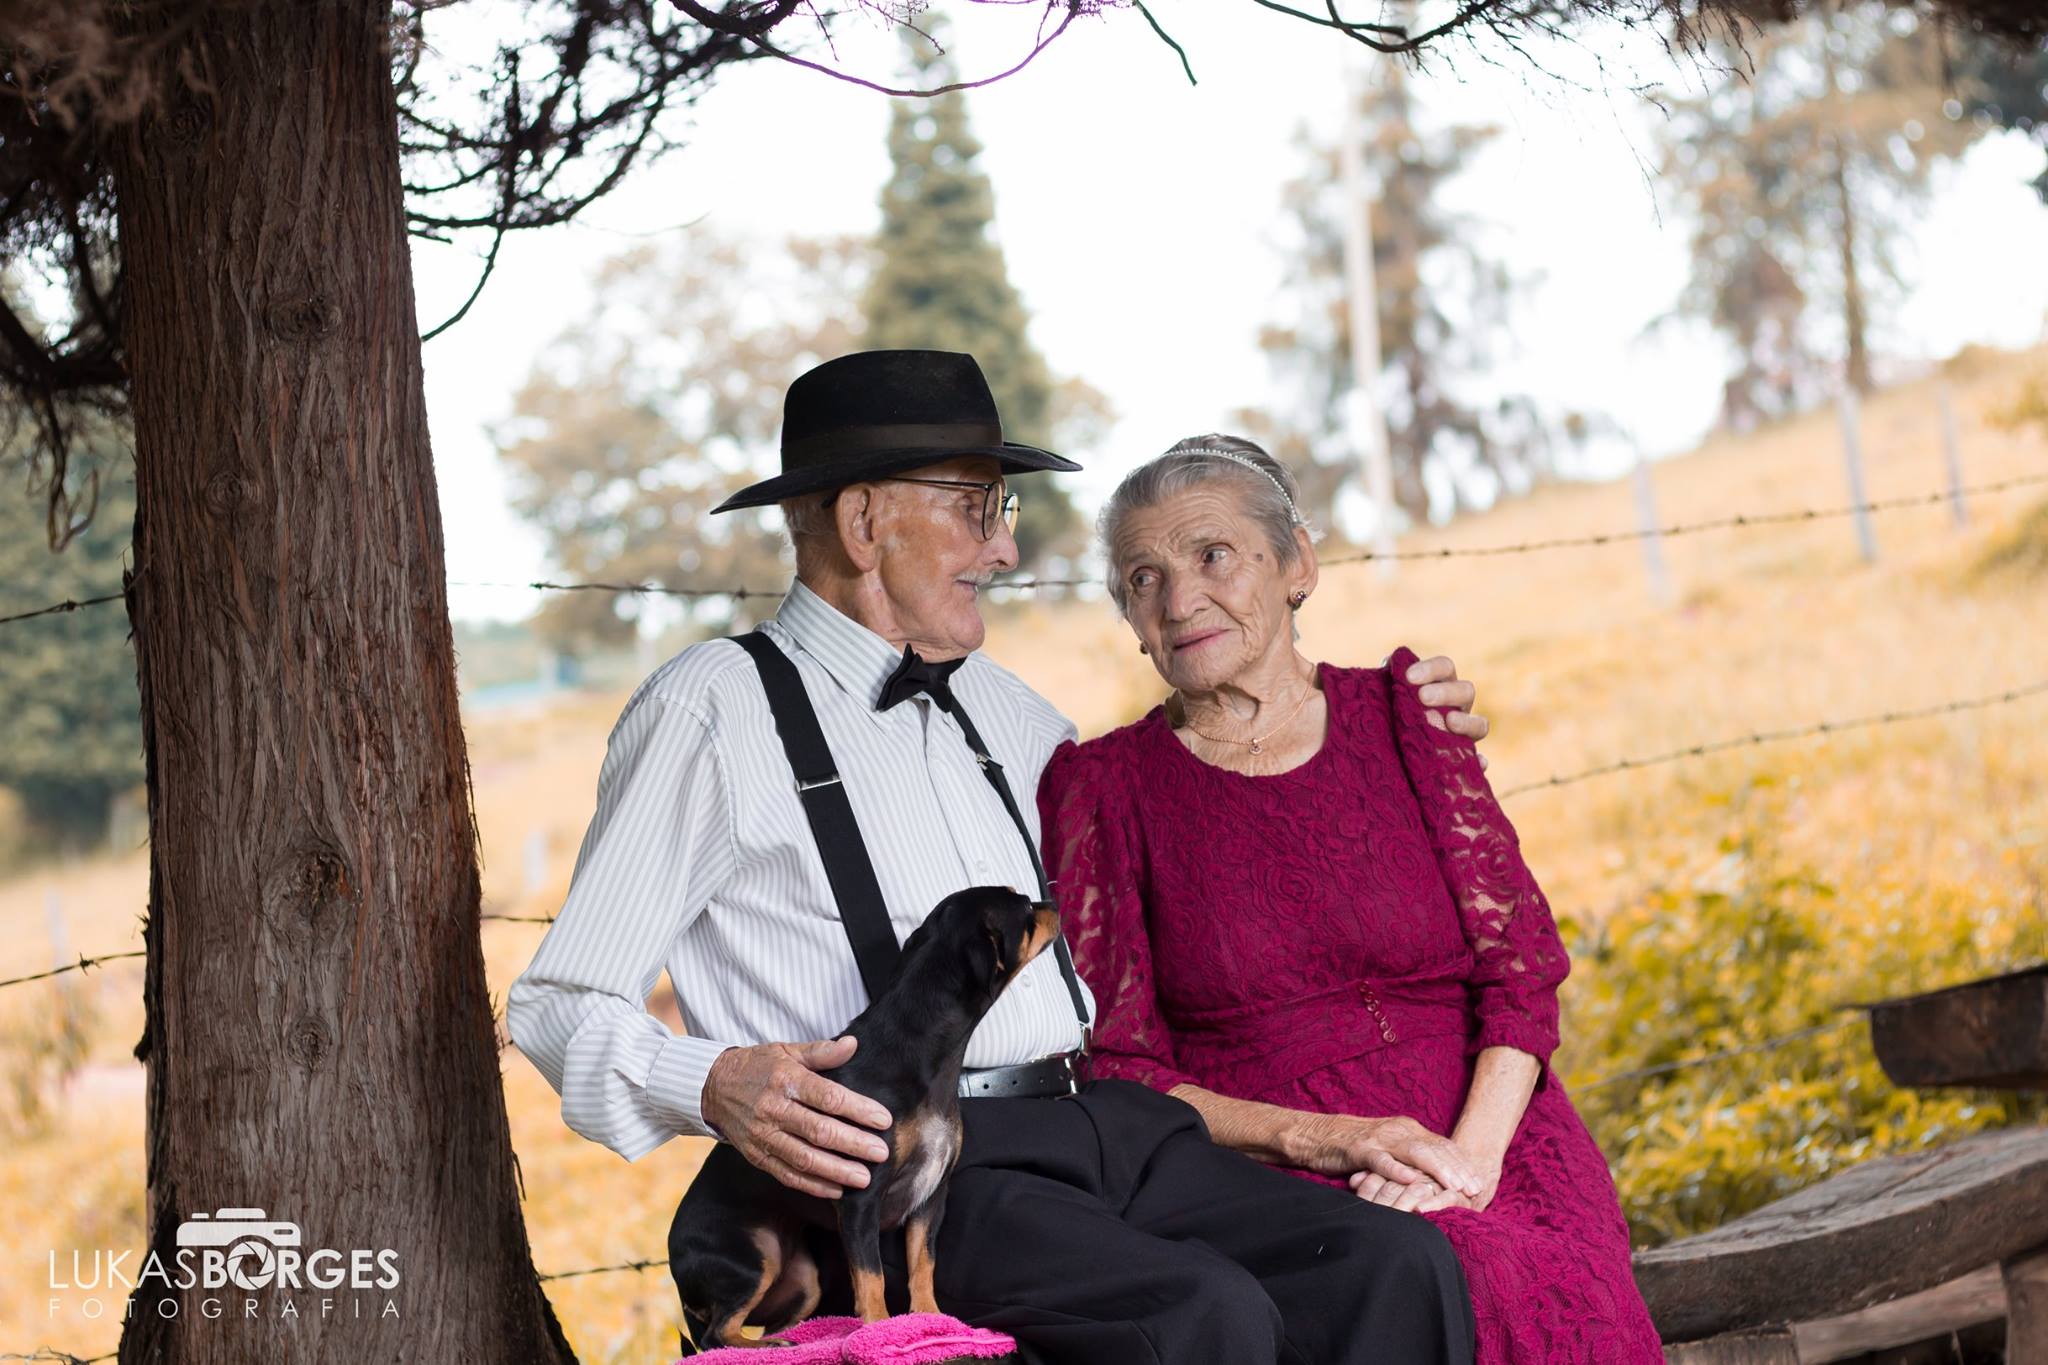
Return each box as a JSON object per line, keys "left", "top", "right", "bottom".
{"left": 1111, "top": 482, "right": 1315, "bottom": 693}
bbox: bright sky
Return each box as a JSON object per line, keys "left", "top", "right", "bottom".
{"left": 410, "top": 2, "right": 2048, "bottom": 623}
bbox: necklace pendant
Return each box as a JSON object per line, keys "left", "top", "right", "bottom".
{"left": 1249, "top": 739, "right": 1264, "bottom": 755}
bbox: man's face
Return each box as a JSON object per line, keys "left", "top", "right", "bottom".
{"left": 864, "top": 455, "right": 1018, "bottom": 658}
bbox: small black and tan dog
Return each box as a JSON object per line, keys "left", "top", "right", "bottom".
{"left": 670, "top": 886, "right": 1059, "bottom": 1352}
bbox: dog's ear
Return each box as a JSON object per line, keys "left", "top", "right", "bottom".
{"left": 980, "top": 920, "right": 1011, "bottom": 988}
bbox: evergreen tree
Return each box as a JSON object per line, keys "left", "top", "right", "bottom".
{"left": 861, "top": 24, "right": 1088, "bottom": 568}
{"left": 1249, "top": 65, "right": 1544, "bottom": 526}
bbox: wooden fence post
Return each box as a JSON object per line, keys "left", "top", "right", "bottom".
{"left": 1838, "top": 389, "right": 1879, "bottom": 563}
{"left": 522, "top": 828, "right": 548, "bottom": 897}
{"left": 1938, "top": 382, "right": 1967, "bottom": 529}
{"left": 1632, "top": 451, "right": 1673, "bottom": 605}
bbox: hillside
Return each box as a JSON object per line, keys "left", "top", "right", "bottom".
{"left": 2, "top": 345, "right": 2044, "bottom": 1361}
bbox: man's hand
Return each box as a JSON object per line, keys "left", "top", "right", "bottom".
{"left": 1289, "top": 1113, "right": 1483, "bottom": 1200}
{"left": 1399, "top": 653, "right": 1489, "bottom": 770}
{"left": 701, "top": 1036, "right": 893, "bottom": 1199}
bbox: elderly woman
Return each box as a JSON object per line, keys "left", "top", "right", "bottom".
{"left": 1037, "top": 436, "right": 1662, "bottom": 1365}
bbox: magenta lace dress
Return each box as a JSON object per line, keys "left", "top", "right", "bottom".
{"left": 1038, "top": 647, "right": 1662, "bottom": 1365}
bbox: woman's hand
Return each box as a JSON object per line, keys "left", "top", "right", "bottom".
{"left": 1288, "top": 1112, "right": 1484, "bottom": 1200}
{"left": 1350, "top": 1140, "right": 1504, "bottom": 1213}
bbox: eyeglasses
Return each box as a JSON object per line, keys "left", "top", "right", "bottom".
{"left": 824, "top": 476, "right": 1021, "bottom": 542}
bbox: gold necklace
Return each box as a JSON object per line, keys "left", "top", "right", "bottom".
{"left": 1179, "top": 683, "right": 1316, "bottom": 757}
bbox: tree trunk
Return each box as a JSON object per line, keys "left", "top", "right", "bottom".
{"left": 110, "top": 2, "right": 575, "bottom": 1359}
{"left": 1821, "top": 31, "right": 1873, "bottom": 396}
{"left": 1831, "top": 139, "right": 1873, "bottom": 396}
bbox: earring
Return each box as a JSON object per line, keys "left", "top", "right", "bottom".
{"left": 1138, "top": 642, "right": 1150, "bottom": 655}
{"left": 1288, "top": 590, "right": 1308, "bottom": 611}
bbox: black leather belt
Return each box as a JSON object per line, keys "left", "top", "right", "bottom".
{"left": 957, "top": 1051, "right": 1084, "bottom": 1099}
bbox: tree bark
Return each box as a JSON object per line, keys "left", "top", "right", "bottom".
{"left": 110, "top": 2, "right": 575, "bottom": 1359}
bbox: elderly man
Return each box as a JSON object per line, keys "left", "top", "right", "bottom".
{"left": 508, "top": 350, "right": 1487, "bottom": 1365}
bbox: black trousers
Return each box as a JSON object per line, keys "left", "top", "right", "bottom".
{"left": 682, "top": 1079, "right": 1476, "bottom": 1365}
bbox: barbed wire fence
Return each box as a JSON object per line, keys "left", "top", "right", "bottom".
{"left": 6, "top": 471, "right": 2048, "bottom": 626}
{"left": 0, "top": 949, "right": 147, "bottom": 993}
{"left": 0, "top": 592, "right": 127, "bottom": 629}
{"left": 11, "top": 673, "right": 2042, "bottom": 991}
{"left": 3, "top": 464, "right": 2045, "bottom": 1317}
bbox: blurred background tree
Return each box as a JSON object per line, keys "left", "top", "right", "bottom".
{"left": 1951, "top": 40, "right": 2048, "bottom": 202}
{"left": 0, "top": 411, "right": 139, "bottom": 856}
{"left": 1656, "top": 4, "right": 1991, "bottom": 428}
{"left": 1245, "top": 62, "right": 1548, "bottom": 529}
{"left": 499, "top": 21, "right": 1107, "bottom": 651}
{"left": 861, "top": 21, "right": 1098, "bottom": 569}
{"left": 493, "top": 230, "right": 863, "bottom": 654}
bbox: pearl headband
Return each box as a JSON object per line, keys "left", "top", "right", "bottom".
{"left": 1174, "top": 445, "right": 1304, "bottom": 526}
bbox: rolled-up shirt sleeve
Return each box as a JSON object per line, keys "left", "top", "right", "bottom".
{"left": 506, "top": 692, "right": 740, "bottom": 1159}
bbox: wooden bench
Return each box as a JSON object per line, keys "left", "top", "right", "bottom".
{"left": 1863, "top": 965, "right": 2048, "bottom": 1092}
{"left": 1631, "top": 966, "right": 2048, "bottom": 1361}
{"left": 1632, "top": 1123, "right": 2048, "bottom": 1360}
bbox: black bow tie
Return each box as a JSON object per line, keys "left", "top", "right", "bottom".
{"left": 878, "top": 646, "right": 967, "bottom": 712}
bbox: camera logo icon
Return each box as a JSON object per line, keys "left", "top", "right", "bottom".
{"left": 176, "top": 1208, "right": 302, "bottom": 1290}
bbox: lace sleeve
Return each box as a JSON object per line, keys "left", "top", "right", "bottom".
{"left": 1383, "top": 647, "right": 1570, "bottom": 1074}
{"left": 1038, "top": 739, "right": 1198, "bottom": 1095}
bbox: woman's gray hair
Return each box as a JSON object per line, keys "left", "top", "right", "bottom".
{"left": 1098, "top": 434, "right": 1316, "bottom": 614}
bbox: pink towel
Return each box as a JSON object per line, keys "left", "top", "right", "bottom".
{"left": 677, "top": 1312, "right": 1014, "bottom": 1364}
{"left": 842, "top": 1313, "right": 1016, "bottom": 1362}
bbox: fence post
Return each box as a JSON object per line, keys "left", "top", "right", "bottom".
{"left": 1838, "top": 389, "right": 1879, "bottom": 563}
{"left": 522, "top": 828, "right": 548, "bottom": 897}
{"left": 1632, "top": 451, "right": 1673, "bottom": 605}
{"left": 1937, "top": 382, "right": 1967, "bottom": 528}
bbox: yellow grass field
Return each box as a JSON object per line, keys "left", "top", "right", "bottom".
{"left": 2, "top": 346, "right": 2045, "bottom": 1361}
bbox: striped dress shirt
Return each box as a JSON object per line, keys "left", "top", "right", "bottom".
{"left": 506, "top": 580, "right": 1096, "bottom": 1162}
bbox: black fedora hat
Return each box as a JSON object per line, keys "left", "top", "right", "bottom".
{"left": 710, "top": 349, "right": 1081, "bottom": 514}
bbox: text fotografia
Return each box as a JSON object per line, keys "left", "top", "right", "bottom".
{"left": 49, "top": 1208, "right": 401, "bottom": 1321}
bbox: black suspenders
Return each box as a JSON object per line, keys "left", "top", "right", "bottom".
{"left": 930, "top": 690, "right": 1094, "bottom": 1030}
{"left": 730, "top": 631, "right": 1092, "bottom": 1032}
{"left": 730, "top": 632, "right": 900, "bottom": 1004}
